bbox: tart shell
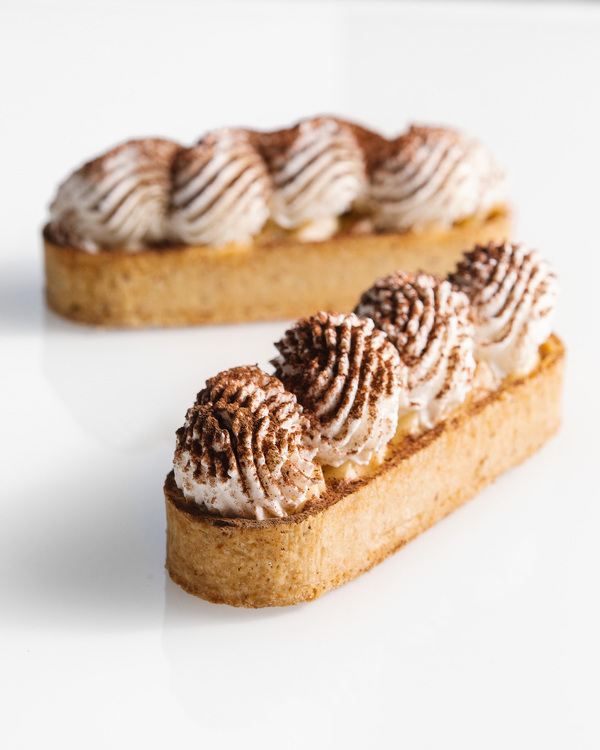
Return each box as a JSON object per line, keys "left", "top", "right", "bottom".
{"left": 44, "top": 211, "right": 512, "bottom": 328}
{"left": 165, "top": 334, "right": 564, "bottom": 608}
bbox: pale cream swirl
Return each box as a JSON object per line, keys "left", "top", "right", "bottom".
{"left": 168, "top": 129, "right": 272, "bottom": 247}
{"left": 272, "top": 312, "right": 405, "bottom": 467}
{"left": 369, "top": 125, "right": 507, "bottom": 232}
{"left": 355, "top": 271, "right": 476, "bottom": 429}
{"left": 449, "top": 242, "right": 558, "bottom": 377}
{"left": 48, "top": 120, "right": 508, "bottom": 251}
{"left": 174, "top": 366, "right": 321, "bottom": 520}
{"left": 49, "top": 138, "right": 181, "bottom": 251}
{"left": 260, "top": 117, "right": 367, "bottom": 241}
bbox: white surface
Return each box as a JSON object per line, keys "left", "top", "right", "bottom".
{"left": 2, "top": 1, "right": 600, "bottom": 748}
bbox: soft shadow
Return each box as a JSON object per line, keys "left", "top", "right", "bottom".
{"left": 5, "top": 451, "right": 297, "bottom": 635}
{"left": 163, "top": 572, "right": 298, "bottom": 627}
{"left": 4, "top": 461, "right": 167, "bottom": 633}
{"left": 0, "top": 260, "right": 45, "bottom": 335}
{"left": 161, "top": 583, "right": 342, "bottom": 733}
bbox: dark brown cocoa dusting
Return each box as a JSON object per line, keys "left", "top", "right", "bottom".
{"left": 196, "top": 365, "right": 285, "bottom": 407}
{"left": 347, "top": 122, "right": 392, "bottom": 174}
{"left": 170, "top": 131, "right": 271, "bottom": 215}
{"left": 395, "top": 124, "right": 459, "bottom": 153}
{"left": 448, "top": 242, "right": 510, "bottom": 298}
{"left": 50, "top": 117, "right": 489, "bottom": 249}
{"left": 166, "top": 335, "right": 561, "bottom": 527}
{"left": 255, "top": 124, "right": 302, "bottom": 169}
{"left": 58, "top": 118, "right": 464, "bottom": 198}
{"left": 176, "top": 401, "right": 291, "bottom": 498}
{"left": 175, "top": 364, "right": 318, "bottom": 508}
{"left": 354, "top": 270, "right": 476, "bottom": 396}
{"left": 449, "top": 241, "right": 556, "bottom": 331}
{"left": 272, "top": 311, "right": 400, "bottom": 434}
{"left": 166, "top": 334, "right": 566, "bottom": 528}
{"left": 355, "top": 270, "right": 448, "bottom": 353}
{"left": 78, "top": 138, "right": 182, "bottom": 182}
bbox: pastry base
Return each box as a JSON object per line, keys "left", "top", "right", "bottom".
{"left": 165, "top": 334, "right": 564, "bottom": 608}
{"left": 44, "top": 211, "right": 511, "bottom": 328}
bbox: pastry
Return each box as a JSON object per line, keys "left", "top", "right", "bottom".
{"left": 165, "top": 241, "right": 563, "bottom": 607}
{"left": 44, "top": 118, "right": 511, "bottom": 327}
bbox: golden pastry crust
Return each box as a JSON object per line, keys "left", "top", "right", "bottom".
{"left": 44, "top": 210, "right": 511, "bottom": 328}
{"left": 165, "top": 334, "right": 564, "bottom": 608}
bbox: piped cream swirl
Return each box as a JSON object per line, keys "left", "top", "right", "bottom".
{"left": 168, "top": 129, "right": 272, "bottom": 247}
{"left": 174, "top": 366, "right": 321, "bottom": 520}
{"left": 449, "top": 242, "right": 558, "bottom": 377}
{"left": 49, "top": 139, "right": 181, "bottom": 251}
{"left": 48, "top": 119, "right": 508, "bottom": 251}
{"left": 259, "top": 117, "right": 367, "bottom": 241}
{"left": 195, "top": 365, "right": 285, "bottom": 410}
{"left": 355, "top": 272, "right": 476, "bottom": 429}
{"left": 272, "top": 312, "right": 405, "bottom": 467}
{"left": 369, "top": 125, "right": 507, "bottom": 232}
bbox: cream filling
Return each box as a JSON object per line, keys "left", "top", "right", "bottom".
{"left": 319, "top": 358, "right": 504, "bottom": 484}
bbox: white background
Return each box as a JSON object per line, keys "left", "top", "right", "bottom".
{"left": 2, "top": 1, "right": 599, "bottom": 748}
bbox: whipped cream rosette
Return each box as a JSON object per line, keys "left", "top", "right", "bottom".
{"left": 174, "top": 366, "right": 322, "bottom": 520}
{"left": 258, "top": 117, "right": 368, "bottom": 241}
{"left": 195, "top": 365, "right": 285, "bottom": 410}
{"left": 369, "top": 125, "right": 507, "bottom": 232}
{"left": 355, "top": 271, "right": 476, "bottom": 429}
{"left": 49, "top": 138, "right": 181, "bottom": 251}
{"left": 272, "top": 312, "right": 406, "bottom": 467}
{"left": 449, "top": 242, "right": 558, "bottom": 377}
{"left": 168, "top": 129, "right": 272, "bottom": 247}
{"left": 48, "top": 119, "right": 508, "bottom": 253}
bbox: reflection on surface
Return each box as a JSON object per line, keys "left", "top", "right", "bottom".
{"left": 159, "top": 507, "right": 542, "bottom": 735}
{"left": 0, "top": 259, "right": 45, "bottom": 336}
{"left": 161, "top": 577, "right": 383, "bottom": 734}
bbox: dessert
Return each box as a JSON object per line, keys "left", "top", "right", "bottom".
{"left": 44, "top": 117, "right": 511, "bottom": 327}
{"left": 165, "top": 241, "right": 563, "bottom": 607}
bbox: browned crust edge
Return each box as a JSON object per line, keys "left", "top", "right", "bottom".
{"left": 164, "top": 335, "right": 564, "bottom": 608}
{"left": 43, "top": 210, "right": 512, "bottom": 328}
